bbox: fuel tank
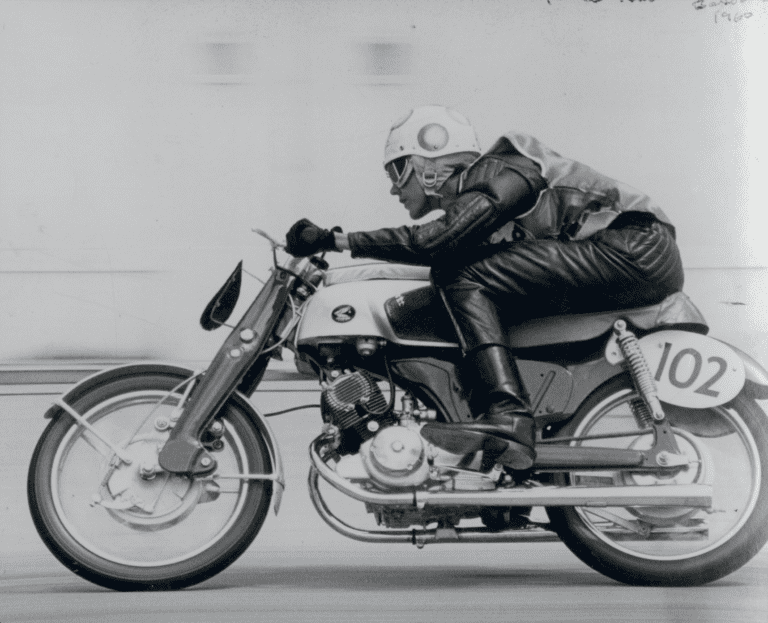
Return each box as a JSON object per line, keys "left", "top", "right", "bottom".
{"left": 295, "top": 275, "right": 459, "bottom": 348}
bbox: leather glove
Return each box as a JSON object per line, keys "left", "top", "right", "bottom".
{"left": 285, "top": 219, "right": 342, "bottom": 257}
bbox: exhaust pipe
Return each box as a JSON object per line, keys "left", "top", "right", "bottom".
{"left": 310, "top": 437, "right": 713, "bottom": 509}
{"left": 308, "top": 469, "right": 560, "bottom": 546}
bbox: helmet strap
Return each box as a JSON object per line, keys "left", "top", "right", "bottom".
{"left": 421, "top": 159, "right": 438, "bottom": 189}
{"left": 410, "top": 153, "right": 476, "bottom": 198}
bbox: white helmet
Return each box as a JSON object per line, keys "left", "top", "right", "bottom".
{"left": 384, "top": 105, "right": 481, "bottom": 166}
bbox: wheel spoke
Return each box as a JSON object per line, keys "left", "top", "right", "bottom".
{"left": 55, "top": 399, "right": 134, "bottom": 464}
{"left": 79, "top": 429, "right": 114, "bottom": 459}
{"left": 583, "top": 508, "right": 650, "bottom": 536}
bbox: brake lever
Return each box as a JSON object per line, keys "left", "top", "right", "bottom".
{"left": 251, "top": 228, "right": 285, "bottom": 251}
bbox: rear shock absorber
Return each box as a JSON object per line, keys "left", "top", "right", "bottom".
{"left": 630, "top": 398, "right": 654, "bottom": 428}
{"left": 613, "top": 320, "right": 666, "bottom": 423}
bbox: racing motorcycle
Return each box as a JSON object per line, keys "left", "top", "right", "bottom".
{"left": 28, "top": 230, "right": 768, "bottom": 590}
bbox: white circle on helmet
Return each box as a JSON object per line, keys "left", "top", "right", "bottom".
{"left": 383, "top": 105, "right": 481, "bottom": 166}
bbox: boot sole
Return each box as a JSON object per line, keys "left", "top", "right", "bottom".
{"left": 421, "top": 426, "right": 535, "bottom": 470}
{"left": 420, "top": 427, "right": 487, "bottom": 455}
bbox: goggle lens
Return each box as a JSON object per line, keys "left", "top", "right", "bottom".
{"left": 386, "top": 156, "right": 412, "bottom": 188}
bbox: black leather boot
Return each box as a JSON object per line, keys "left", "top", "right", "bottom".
{"left": 421, "top": 346, "right": 536, "bottom": 470}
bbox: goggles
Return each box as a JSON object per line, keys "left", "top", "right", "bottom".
{"left": 385, "top": 156, "right": 414, "bottom": 189}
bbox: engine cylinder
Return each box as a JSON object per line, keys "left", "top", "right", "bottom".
{"left": 320, "top": 370, "right": 392, "bottom": 454}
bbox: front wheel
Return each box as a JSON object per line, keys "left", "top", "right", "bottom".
{"left": 547, "top": 373, "right": 768, "bottom": 586}
{"left": 28, "top": 371, "right": 273, "bottom": 590}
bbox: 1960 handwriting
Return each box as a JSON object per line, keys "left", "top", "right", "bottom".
{"left": 544, "top": 0, "right": 766, "bottom": 26}
{"left": 693, "top": 0, "right": 768, "bottom": 24}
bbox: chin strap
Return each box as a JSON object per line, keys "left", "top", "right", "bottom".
{"left": 421, "top": 158, "right": 439, "bottom": 192}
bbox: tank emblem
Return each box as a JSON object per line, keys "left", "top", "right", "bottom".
{"left": 332, "top": 305, "right": 356, "bottom": 323}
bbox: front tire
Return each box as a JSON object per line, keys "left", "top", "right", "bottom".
{"left": 547, "top": 374, "right": 768, "bottom": 586}
{"left": 28, "top": 372, "right": 273, "bottom": 590}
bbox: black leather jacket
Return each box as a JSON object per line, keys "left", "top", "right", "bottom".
{"left": 348, "top": 144, "right": 546, "bottom": 266}
{"left": 349, "top": 137, "right": 675, "bottom": 268}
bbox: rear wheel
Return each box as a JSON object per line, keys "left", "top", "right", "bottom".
{"left": 28, "top": 372, "right": 273, "bottom": 590}
{"left": 547, "top": 374, "right": 768, "bottom": 586}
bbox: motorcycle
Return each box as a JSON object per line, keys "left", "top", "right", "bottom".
{"left": 27, "top": 230, "right": 768, "bottom": 590}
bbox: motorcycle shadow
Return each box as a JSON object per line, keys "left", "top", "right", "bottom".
{"left": 203, "top": 564, "right": 619, "bottom": 591}
{"left": 29, "top": 547, "right": 762, "bottom": 593}
{"left": 203, "top": 565, "right": 754, "bottom": 592}
{"left": 27, "top": 565, "right": 750, "bottom": 594}
{"left": 20, "top": 568, "right": 612, "bottom": 595}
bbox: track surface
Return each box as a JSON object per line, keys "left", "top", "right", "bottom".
{"left": 2, "top": 393, "right": 767, "bottom": 623}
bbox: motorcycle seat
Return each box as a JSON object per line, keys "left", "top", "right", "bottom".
{"left": 507, "top": 292, "right": 708, "bottom": 348}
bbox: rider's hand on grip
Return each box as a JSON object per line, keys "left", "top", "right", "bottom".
{"left": 285, "top": 219, "right": 341, "bottom": 257}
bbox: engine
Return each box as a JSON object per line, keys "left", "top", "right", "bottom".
{"left": 322, "top": 369, "right": 498, "bottom": 493}
{"left": 321, "top": 369, "right": 396, "bottom": 454}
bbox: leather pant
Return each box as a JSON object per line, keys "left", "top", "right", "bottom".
{"left": 435, "top": 216, "right": 685, "bottom": 352}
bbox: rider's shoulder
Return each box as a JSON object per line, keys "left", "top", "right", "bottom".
{"left": 461, "top": 135, "right": 545, "bottom": 192}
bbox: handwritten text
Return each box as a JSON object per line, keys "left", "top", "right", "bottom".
{"left": 692, "top": 0, "right": 767, "bottom": 24}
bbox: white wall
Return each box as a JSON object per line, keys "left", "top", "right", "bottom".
{"left": 1, "top": 0, "right": 766, "bottom": 364}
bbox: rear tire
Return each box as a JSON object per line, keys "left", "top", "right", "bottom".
{"left": 28, "top": 372, "right": 273, "bottom": 590}
{"left": 547, "top": 373, "right": 768, "bottom": 586}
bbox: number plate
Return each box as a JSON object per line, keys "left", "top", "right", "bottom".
{"left": 638, "top": 331, "right": 745, "bottom": 408}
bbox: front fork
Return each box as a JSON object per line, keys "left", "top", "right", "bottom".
{"left": 157, "top": 270, "right": 294, "bottom": 476}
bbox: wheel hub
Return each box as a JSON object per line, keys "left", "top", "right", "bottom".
{"left": 101, "top": 434, "right": 203, "bottom": 531}
{"left": 622, "top": 428, "right": 713, "bottom": 526}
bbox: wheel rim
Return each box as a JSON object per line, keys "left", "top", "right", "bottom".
{"left": 569, "top": 389, "right": 762, "bottom": 560}
{"left": 51, "top": 391, "right": 252, "bottom": 567}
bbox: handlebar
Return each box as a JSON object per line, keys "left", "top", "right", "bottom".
{"left": 252, "top": 227, "right": 327, "bottom": 281}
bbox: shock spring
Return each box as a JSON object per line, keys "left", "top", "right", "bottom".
{"left": 629, "top": 398, "right": 654, "bottom": 428}
{"left": 613, "top": 320, "right": 666, "bottom": 421}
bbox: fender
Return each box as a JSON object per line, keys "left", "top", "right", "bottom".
{"left": 43, "top": 362, "right": 286, "bottom": 514}
{"left": 718, "top": 341, "right": 768, "bottom": 400}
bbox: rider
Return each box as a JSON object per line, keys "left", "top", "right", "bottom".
{"left": 285, "top": 105, "right": 684, "bottom": 470}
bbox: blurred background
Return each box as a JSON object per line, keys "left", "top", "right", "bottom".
{"left": 0, "top": 0, "right": 766, "bottom": 371}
